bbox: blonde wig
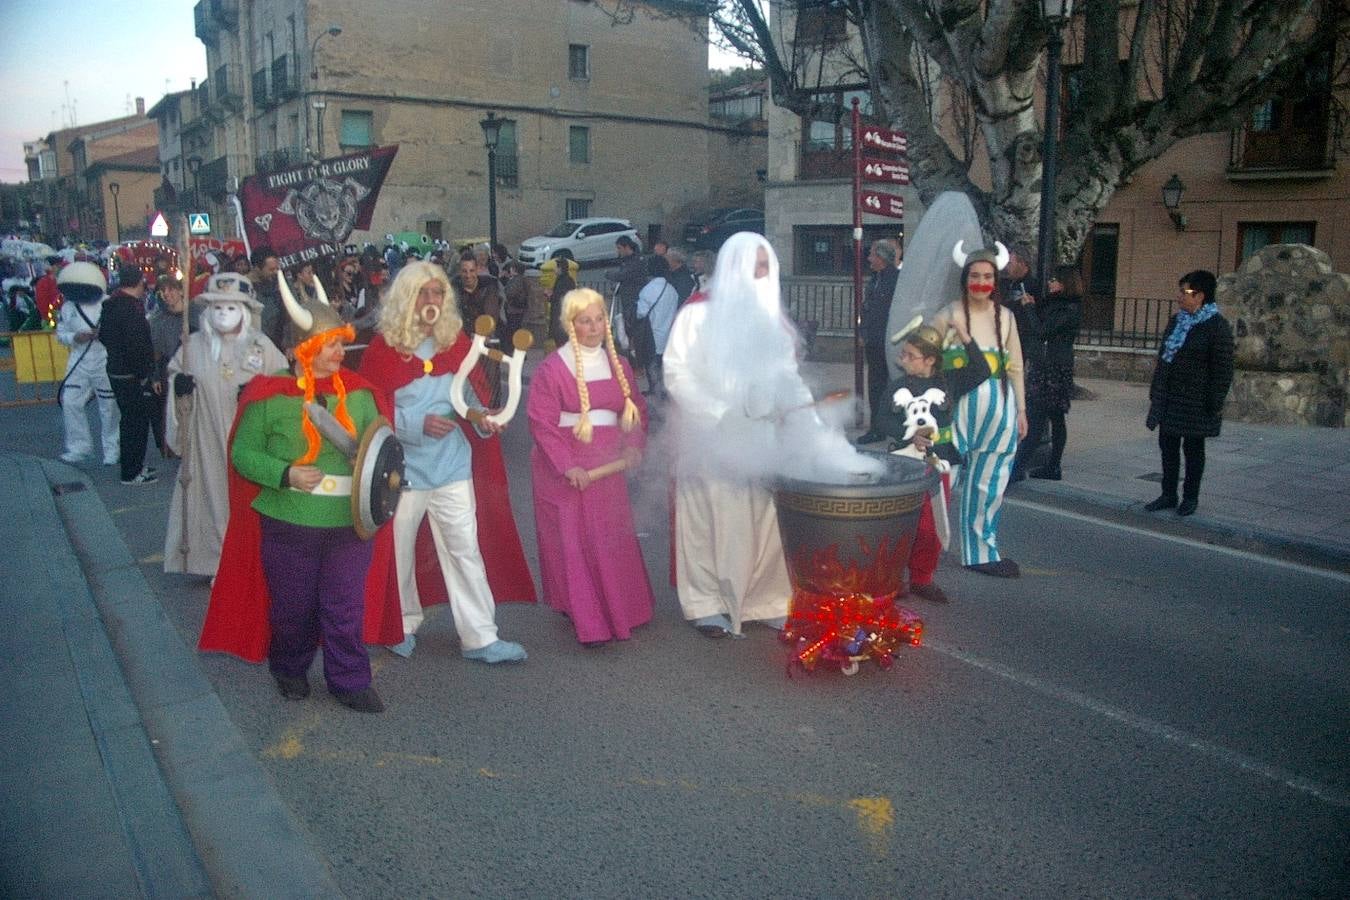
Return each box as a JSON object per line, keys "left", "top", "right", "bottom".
{"left": 377, "top": 260, "right": 463, "bottom": 354}
{"left": 560, "top": 287, "right": 639, "bottom": 442}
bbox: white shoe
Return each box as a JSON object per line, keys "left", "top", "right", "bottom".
{"left": 120, "top": 468, "right": 158, "bottom": 485}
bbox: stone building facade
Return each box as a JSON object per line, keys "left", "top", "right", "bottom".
{"left": 191, "top": 0, "right": 737, "bottom": 249}
{"left": 760, "top": 3, "right": 1350, "bottom": 310}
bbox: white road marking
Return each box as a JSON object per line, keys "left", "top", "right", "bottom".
{"left": 924, "top": 637, "right": 1350, "bottom": 809}
{"left": 1007, "top": 496, "right": 1350, "bottom": 583}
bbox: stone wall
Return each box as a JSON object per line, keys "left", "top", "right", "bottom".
{"left": 1220, "top": 244, "right": 1350, "bottom": 427}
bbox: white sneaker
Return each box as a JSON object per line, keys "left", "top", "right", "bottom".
{"left": 120, "top": 468, "right": 158, "bottom": 485}
{"left": 59, "top": 452, "right": 87, "bottom": 464}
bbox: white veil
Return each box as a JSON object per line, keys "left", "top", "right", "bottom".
{"left": 885, "top": 191, "right": 985, "bottom": 378}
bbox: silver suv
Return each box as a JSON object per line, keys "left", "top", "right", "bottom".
{"left": 517, "top": 217, "right": 641, "bottom": 267}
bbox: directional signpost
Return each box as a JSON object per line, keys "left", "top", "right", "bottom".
{"left": 851, "top": 100, "right": 909, "bottom": 421}
{"left": 861, "top": 158, "right": 910, "bottom": 185}
{"left": 859, "top": 190, "right": 905, "bottom": 218}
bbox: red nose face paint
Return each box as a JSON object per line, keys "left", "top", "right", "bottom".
{"left": 969, "top": 283, "right": 995, "bottom": 295}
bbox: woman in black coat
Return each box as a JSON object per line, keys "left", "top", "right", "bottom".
{"left": 1144, "top": 270, "right": 1235, "bottom": 517}
{"left": 1014, "top": 265, "right": 1084, "bottom": 480}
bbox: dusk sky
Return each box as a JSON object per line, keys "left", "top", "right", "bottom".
{"left": 0, "top": 1, "right": 205, "bottom": 182}
{"left": 0, "top": 1, "right": 746, "bottom": 184}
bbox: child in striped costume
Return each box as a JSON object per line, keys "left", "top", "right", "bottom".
{"left": 931, "top": 242, "right": 1028, "bottom": 578}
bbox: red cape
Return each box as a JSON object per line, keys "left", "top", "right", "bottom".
{"left": 358, "top": 332, "right": 536, "bottom": 637}
{"left": 198, "top": 368, "right": 405, "bottom": 663}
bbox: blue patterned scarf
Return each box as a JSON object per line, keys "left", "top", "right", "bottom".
{"left": 1161, "top": 302, "right": 1218, "bottom": 363}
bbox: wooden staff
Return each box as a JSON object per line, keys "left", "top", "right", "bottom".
{"left": 175, "top": 219, "right": 194, "bottom": 562}
{"left": 584, "top": 458, "right": 629, "bottom": 482}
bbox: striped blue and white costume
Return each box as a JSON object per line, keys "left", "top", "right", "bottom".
{"left": 949, "top": 345, "right": 1018, "bottom": 566}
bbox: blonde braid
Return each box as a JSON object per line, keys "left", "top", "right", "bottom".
{"left": 566, "top": 316, "right": 594, "bottom": 443}
{"left": 604, "top": 317, "right": 640, "bottom": 432}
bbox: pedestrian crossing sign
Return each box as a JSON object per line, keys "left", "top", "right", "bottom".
{"left": 189, "top": 213, "right": 211, "bottom": 235}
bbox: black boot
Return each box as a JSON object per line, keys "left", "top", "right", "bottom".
{"left": 1144, "top": 495, "right": 1178, "bottom": 512}
{"left": 274, "top": 674, "right": 310, "bottom": 700}
{"left": 1177, "top": 497, "right": 1198, "bottom": 516}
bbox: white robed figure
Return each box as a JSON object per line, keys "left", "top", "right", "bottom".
{"left": 664, "top": 233, "right": 876, "bottom": 637}
{"left": 164, "top": 273, "right": 286, "bottom": 575}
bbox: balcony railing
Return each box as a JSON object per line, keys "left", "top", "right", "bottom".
{"left": 1229, "top": 126, "right": 1335, "bottom": 176}
{"left": 198, "top": 153, "right": 248, "bottom": 199}
{"left": 252, "top": 68, "right": 271, "bottom": 108}
{"left": 798, "top": 142, "right": 852, "bottom": 180}
{"left": 255, "top": 148, "right": 307, "bottom": 174}
{"left": 193, "top": 1, "right": 218, "bottom": 44}
{"left": 272, "top": 54, "right": 298, "bottom": 99}
{"left": 213, "top": 63, "right": 244, "bottom": 111}
{"left": 496, "top": 153, "right": 519, "bottom": 189}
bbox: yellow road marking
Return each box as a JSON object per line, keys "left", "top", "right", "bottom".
{"left": 263, "top": 734, "right": 893, "bottom": 851}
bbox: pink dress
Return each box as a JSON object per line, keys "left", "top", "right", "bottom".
{"left": 527, "top": 348, "right": 655, "bottom": 643}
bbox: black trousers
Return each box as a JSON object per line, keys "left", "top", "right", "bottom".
{"left": 864, "top": 341, "right": 889, "bottom": 428}
{"left": 111, "top": 377, "right": 152, "bottom": 481}
{"left": 1158, "top": 430, "right": 1206, "bottom": 501}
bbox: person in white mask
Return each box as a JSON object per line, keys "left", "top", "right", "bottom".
{"left": 164, "top": 273, "right": 286, "bottom": 576}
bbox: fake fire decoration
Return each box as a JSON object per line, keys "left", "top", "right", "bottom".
{"left": 773, "top": 452, "right": 934, "bottom": 678}
{"left": 781, "top": 538, "right": 924, "bottom": 676}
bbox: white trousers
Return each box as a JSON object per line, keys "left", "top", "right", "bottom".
{"left": 61, "top": 371, "right": 120, "bottom": 463}
{"left": 391, "top": 479, "right": 499, "bottom": 651}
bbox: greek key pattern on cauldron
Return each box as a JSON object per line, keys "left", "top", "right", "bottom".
{"left": 776, "top": 491, "right": 924, "bottom": 518}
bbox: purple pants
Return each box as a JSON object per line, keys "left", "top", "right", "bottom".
{"left": 259, "top": 516, "right": 373, "bottom": 694}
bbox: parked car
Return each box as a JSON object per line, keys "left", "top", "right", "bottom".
{"left": 682, "top": 207, "right": 765, "bottom": 249}
{"left": 517, "top": 217, "right": 641, "bottom": 267}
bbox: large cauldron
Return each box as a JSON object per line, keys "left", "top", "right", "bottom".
{"left": 774, "top": 452, "right": 935, "bottom": 674}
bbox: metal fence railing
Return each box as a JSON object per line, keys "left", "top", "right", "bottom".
{"left": 1078, "top": 295, "right": 1172, "bottom": 350}
{"left": 580, "top": 272, "right": 1172, "bottom": 352}
{"left": 0, "top": 330, "right": 67, "bottom": 407}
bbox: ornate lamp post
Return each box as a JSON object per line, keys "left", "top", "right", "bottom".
{"left": 1161, "top": 174, "right": 1188, "bottom": 231}
{"left": 479, "top": 111, "right": 503, "bottom": 249}
{"left": 1036, "top": 0, "right": 1074, "bottom": 302}
{"left": 107, "top": 181, "right": 121, "bottom": 241}
{"left": 307, "top": 24, "right": 343, "bottom": 160}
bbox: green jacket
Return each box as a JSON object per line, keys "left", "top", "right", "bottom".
{"left": 231, "top": 387, "right": 379, "bottom": 528}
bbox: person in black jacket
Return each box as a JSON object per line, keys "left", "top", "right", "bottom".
{"left": 1144, "top": 270, "right": 1235, "bottom": 517}
{"left": 1013, "top": 265, "right": 1084, "bottom": 480}
{"left": 856, "top": 239, "right": 902, "bottom": 444}
{"left": 100, "top": 265, "right": 159, "bottom": 484}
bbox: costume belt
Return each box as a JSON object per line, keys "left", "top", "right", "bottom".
{"left": 295, "top": 474, "right": 353, "bottom": 497}
{"left": 558, "top": 410, "right": 618, "bottom": 427}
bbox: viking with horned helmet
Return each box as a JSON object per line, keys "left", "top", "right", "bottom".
{"left": 359, "top": 260, "right": 535, "bottom": 664}
{"left": 929, "top": 240, "right": 1028, "bottom": 578}
{"left": 199, "top": 267, "right": 400, "bottom": 714}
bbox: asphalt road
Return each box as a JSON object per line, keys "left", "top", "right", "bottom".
{"left": 13, "top": 390, "right": 1350, "bottom": 898}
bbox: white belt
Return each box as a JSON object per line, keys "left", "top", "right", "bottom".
{"left": 296, "top": 474, "right": 352, "bottom": 497}
{"left": 558, "top": 409, "right": 618, "bottom": 427}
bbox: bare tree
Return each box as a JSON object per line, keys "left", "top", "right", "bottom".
{"left": 634, "top": 0, "right": 1342, "bottom": 266}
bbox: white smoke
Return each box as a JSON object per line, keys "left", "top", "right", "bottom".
{"left": 664, "top": 232, "right": 883, "bottom": 486}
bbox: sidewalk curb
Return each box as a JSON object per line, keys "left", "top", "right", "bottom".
{"left": 1007, "top": 477, "right": 1350, "bottom": 575}
{"left": 40, "top": 457, "right": 343, "bottom": 899}
{"left": 8, "top": 453, "right": 210, "bottom": 898}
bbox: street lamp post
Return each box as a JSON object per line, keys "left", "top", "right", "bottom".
{"left": 1036, "top": 0, "right": 1073, "bottom": 303}
{"left": 479, "top": 111, "right": 503, "bottom": 249}
{"left": 108, "top": 181, "right": 121, "bottom": 241}
{"left": 308, "top": 24, "right": 343, "bottom": 161}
